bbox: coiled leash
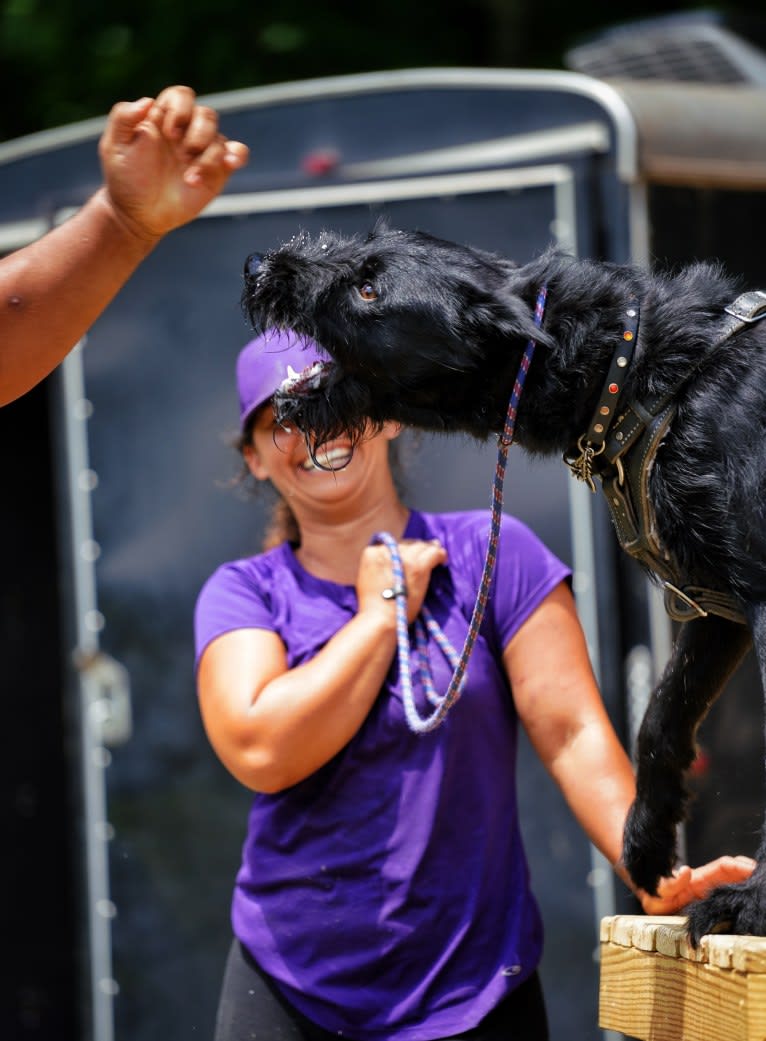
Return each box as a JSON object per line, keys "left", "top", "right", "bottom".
{"left": 373, "top": 286, "right": 548, "bottom": 733}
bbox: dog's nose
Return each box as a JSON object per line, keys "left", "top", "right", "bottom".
{"left": 244, "top": 252, "right": 264, "bottom": 278}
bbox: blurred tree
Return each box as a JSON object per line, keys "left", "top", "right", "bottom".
{"left": 0, "top": 0, "right": 741, "bottom": 142}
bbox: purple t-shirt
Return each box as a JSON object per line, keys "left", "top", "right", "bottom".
{"left": 195, "top": 510, "right": 570, "bottom": 1041}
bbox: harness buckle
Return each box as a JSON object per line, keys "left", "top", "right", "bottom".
{"left": 724, "top": 290, "right": 766, "bottom": 324}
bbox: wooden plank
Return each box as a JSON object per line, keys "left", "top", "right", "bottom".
{"left": 599, "top": 917, "right": 766, "bottom": 1041}
{"left": 746, "top": 974, "right": 766, "bottom": 1039}
{"left": 600, "top": 944, "right": 747, "bottom": 1040}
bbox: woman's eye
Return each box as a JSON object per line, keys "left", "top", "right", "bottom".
{"left": 358, "top": 282, "right": 377, "bottom": 301}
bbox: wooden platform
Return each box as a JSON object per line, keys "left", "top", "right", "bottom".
{"left": 599, "top": 915, "right": 766, "bottom": 1041}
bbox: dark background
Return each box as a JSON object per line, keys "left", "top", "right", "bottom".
{"left": 0, "top": 1, "right": 762, "bottom": 140}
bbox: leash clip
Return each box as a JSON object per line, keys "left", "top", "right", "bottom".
{"left": 564, "top": 436, "right": 604, "bottom": 493}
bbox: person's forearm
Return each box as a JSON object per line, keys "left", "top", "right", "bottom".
{"left": 237, "top": 608, "right": 399, "bottom": 792}
{"left": 0, "top": 188, "right": 159, "bottom": 405}
{"left": 547, "top": 719, "right": 637, "bottom": 872}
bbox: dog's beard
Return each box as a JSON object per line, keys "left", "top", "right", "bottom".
{"left": 273, "top": 369, "right": 385, "bottom": 455}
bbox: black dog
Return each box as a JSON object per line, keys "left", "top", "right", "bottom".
{"left": 241, "top": 222, "right": 766, "bottom": 942}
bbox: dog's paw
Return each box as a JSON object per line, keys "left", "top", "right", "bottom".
{"left": 622, "top": 799, "right": 677, "bottom": 896}
{"left": 687, "top": 879, "right": 766, "bottom": 946}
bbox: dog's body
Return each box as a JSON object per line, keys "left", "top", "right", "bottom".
{"left": 242, "top": 223, "right": 766, "bottom": 941}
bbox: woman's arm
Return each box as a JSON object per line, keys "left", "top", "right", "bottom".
{"left": 197, "top": 538, "right": 447, "bottom": 793}
{"left": 504, "top": 581, "right": 754, "bottom": 910}
{"left": 504, "top": 581, "right": 635, "bottom": 868}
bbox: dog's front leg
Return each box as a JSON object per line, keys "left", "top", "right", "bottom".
{"left": 622, "top": 614, "right": 751, "bottom": 896}
{"left": 686, "top": 600, "right": 766, "bottom": 943}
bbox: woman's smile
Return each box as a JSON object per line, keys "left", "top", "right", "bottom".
{"left": 299, "top": 443, "right": 354, "bottom": 472}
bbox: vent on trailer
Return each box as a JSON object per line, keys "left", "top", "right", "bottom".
{"left": 565, "top": 12, "right": 766, "bottom": 85}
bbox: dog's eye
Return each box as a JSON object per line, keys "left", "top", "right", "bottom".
{"left": 358, "top": 282, "right": 378, "bottom": 301}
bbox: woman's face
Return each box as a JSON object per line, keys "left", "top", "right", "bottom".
{"left": 243, "top": 404, "right": 399, "bottom": 515}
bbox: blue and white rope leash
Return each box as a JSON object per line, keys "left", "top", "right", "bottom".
{"left": 373, "top": 285, "right": 548, "bottom": 734}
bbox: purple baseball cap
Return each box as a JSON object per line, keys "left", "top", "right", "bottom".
{"left": 236, "top": 329, "right": 328, "bottom": 430}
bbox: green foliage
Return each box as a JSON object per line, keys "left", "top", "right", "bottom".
{"left": 0, "top": 0, "right": 492, "bottom": 140}
{"left": 0, "top": 0, "right": 728, "bottom": 142}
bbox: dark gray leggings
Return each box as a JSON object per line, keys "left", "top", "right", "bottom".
{"left": 214, "top": 939, "right": 550, "bottom": 1041}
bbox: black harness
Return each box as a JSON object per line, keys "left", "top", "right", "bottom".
{"left": 564, "top": 289, "right": 766, "bottom": 625}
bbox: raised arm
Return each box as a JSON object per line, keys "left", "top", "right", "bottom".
{"left": 197, "top": 538, "right": 447, "bottom": 793}
{"left": 504, "top": 580, "right": 754, "bottom": 911}
{"left": 0, "top": 85, "right": 249, "bottom": 406}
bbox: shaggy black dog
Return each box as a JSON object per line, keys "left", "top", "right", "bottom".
{"left": 241, "top": 222, "right": 766, "bottom": 943}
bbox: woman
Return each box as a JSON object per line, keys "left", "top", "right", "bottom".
{"left": 195, "top": 330, "right": 753, "bottom": 1041}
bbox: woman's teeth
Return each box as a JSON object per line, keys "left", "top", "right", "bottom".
{"left": 301, "top": 446, "right": 353, "bottom": 471}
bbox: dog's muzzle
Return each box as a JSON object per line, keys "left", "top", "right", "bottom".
{"left": 272, "top": 360, "right": 335, "bottom": 424}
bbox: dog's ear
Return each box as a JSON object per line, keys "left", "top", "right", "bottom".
{"left": 367, "top": 215, "right": 392, "bottom": 241}
{"left": 461, "top": 286, "right": 555, "bottom": 350}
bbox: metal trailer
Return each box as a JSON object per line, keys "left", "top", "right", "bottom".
{"left": 2, "top": 65, "right": 765, "bottom": 1041}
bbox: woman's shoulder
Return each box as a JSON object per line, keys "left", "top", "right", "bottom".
{"left": 194, "top": 543, "right": 297, "bottom": 662}
{"left": 198, "top": 541, "right": 293, "bottom": 599}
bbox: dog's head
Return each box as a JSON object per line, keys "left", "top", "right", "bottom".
{"left": 241, "top": 221, "right": 551, "bottom": 443}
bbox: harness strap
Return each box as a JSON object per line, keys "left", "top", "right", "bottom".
{"left": 601, "top": 405, "right": 675, "bottom": 563}
{"left": 603, "top": 401, "right": 747, "bottom": 623}
{"left": 597, "top": 404, "right": 739, "bottom": 622}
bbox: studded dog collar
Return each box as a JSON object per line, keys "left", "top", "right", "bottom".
{"left": 564, "top": 299, "right": 639, "bottom": 492}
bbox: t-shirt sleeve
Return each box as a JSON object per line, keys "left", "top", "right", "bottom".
{"left": 490, "top": 515, "right": 572, "bottom": 650}
{"left": 194, "top": 561, "right": 276, "bottom": 666}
